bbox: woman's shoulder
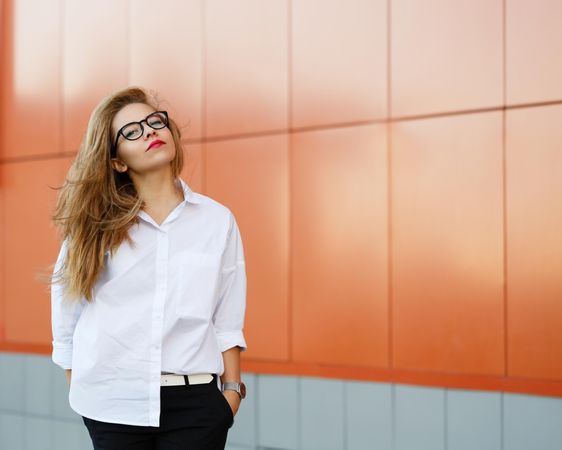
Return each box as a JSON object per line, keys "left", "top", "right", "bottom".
{"left": 179, "top": 178, "right": 232, "bottom": 217}
{"left": 189, "top": 191, "right": 235, "bottom": 222}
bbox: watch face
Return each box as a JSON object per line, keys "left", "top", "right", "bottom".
{"left": 240, "top": 382, "right": 246, "bottom": 399}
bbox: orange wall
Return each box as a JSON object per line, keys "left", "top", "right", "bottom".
{"left": 1, "top": 0, "right": 562, "bottom": 398}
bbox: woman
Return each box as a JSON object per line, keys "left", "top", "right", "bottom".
{"left": 50, "top": 86, "right": 247, "bottom": 450}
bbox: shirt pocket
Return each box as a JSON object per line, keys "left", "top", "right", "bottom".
{"left": 174, "top": 250, "right": 223, "bottom": 320}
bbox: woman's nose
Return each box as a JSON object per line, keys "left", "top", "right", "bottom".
{"left": 144, "top": 128, "right": 157, "bottom": 139}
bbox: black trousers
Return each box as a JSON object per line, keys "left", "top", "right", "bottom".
{"left": 81, "top": 374, "right": 234, "bottom": 450}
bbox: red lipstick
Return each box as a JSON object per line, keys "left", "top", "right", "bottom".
{"left": 146, "top": 140, "right": 165, "bottom": 151}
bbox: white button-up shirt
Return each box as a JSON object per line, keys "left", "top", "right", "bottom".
{"left": 50, "top": 177, "right": 247, "bottom": 426}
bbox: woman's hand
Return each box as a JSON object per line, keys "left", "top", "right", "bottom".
{"left": 222, "top": 389, "right": 241, "bottom": 416}
{"left": 65, "top": 369, "right": 72, "bottom": 386}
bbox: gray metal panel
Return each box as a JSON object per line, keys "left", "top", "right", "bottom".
{"left": 346, "top": 380, "right": 392, "bottom": 450}
{"left": 0, "top": 352, "right": 25, "bottom": 413}
{"left": 24, "top": 416, "right": 53, "bottom": 450}
{"left": 504, "top": 392, "right": 562, "bottom": 450}
{"left": 300, "top": 377, "right": 345, "bottom": 450}
{"left": 257, "top": 374, "right": 298, "bottom": 450}
{"left": 23, "top": 355, "right": 53, "bottom": 416}
{"left": 447, "top": 388, "right": 502, "bottom": 450}
{"left": 395, "top": 384, "right": 445, "bottom": 450}
{"left": 0, "top": 413, "right": 24, "bottom": 450}
{"left": 53, "top": 419, "right": 93, "bottom": 449}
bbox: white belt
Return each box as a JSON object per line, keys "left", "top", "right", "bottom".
{"left": 161, "top": 373, "right": 214, "bottom": 386}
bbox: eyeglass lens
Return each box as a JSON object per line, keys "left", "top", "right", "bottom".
{"left": 121, "top": 112, "right": 167, "bottom": 141}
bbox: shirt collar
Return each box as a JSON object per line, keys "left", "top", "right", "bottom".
{"left": 176, "top": 176, "right": 203, "bottom": 205}
{"left": 135, "top": 176, "right": 202, "bottom": 227}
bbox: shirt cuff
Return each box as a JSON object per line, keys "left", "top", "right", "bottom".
{"left": 215, "top": 330, "right": 247, "bottom": 353}
{"left": 52, "top": 341, "right": 73, "bottom": 370}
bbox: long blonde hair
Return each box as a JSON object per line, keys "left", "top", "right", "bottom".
{"left": 48, "top": 86, "right": 185, "bottom": 303}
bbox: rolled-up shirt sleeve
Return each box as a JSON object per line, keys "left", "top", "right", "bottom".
{"left": 213, "top": 213, "right": 248, "bottom": 353}
{"left": 51, "top": 238, "right": 86, "bottom": 370}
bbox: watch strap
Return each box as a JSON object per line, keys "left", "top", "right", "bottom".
{"left": 222, "top": 381, "right": 245, "bottom": 399}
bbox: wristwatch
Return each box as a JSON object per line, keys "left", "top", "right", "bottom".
{"left": 221, "top": 381, "right": 246, "bottom": 399}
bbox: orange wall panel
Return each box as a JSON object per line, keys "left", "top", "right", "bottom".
{"left": 62, "top": 0, "right": 128, "bottom": 152}
{"left": 291, "top": 124, "right": 388, "bottom": 367}
{"left": 392, "top": 112, "right": 504, "bottom": 375}
{"left": 206, "top": 134, "right": 290, "bottom": 361}
{"left": 506, "top": 0, "right": 562, "bottom": 105}
{"left": 0, "top": 163, "right": 4, "bottom": 341}
{"left": 130, "top": 0, "right": 204, "bottom": 140}
{"left": 291, "top": 0, "right": 387, "bottom": 127}
{"left": 180, "top": 143, "right": 204, "bottom": 194}
{"left": 1, "top": 0, "right": 61, "bottom": 158}
{"left": 3, "top": 158, "right": 63, "bottom": 343}
{"left": 205, "top": 0, "right": 288, "bottom": 137}
{"left": 507, "top": 105, "right": 562, "bottom": 380}
{"left": 391, "top": 0, "right": 502, "bottom": 117}
{"left": 0, "top": 0, "right": 6, "bottom": 340}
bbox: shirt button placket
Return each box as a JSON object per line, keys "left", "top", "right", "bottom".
{"left": 149, "top": 228, "right": 169, "bottom": 425}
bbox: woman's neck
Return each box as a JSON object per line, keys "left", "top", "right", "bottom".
{"left": 130, "top": 170, "right": 184, "bottom": 212}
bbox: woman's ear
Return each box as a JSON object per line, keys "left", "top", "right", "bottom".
{"left": 111, "top": 158, "right": 128, "bottom": 173}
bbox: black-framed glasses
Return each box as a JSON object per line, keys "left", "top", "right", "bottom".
{"left": 112, "top": 111, "right": 169, "bottom": 156}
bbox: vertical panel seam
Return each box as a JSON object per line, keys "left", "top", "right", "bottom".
{"left": 391, "top": 384, "right": 396, "bottom": 450}
{"left": 23, "top": 358, "right": 28, "bottom": 447}
{"left": 201, "top": 0, "right": 207, "bottom": 193}
{"left": 387, "top": 0, "right": 393, "bottom": 371}
{"left": 500, "top": 392, "right": 505, "bottom": 450}
{"left": 287, "top": 0, "right": 293, "bottom": 364}
{"left": 297, "top": 376, "right": 302, "bottom": 450}
{"left": 287, "top": 0, "right": 292, "bottom": 130}
{"left": 342, "top": 381, "right": 348, "bottom": 450}
{"left": 60, "top": 0, "right": 65, "bottom": 155}
{"left": 126, "top": 0, "right": 130, "bottom": 84}
{"left": 502, "top": 0, "right": 509, "bottom": 382}
{"left": 502, "top": 0, "right": 507, "bottom": 107}
{"left": 255, "top": 374, "right": 260, "bottom": 447}
{"left": 444, "top": 389, "right": 448, "bottom": 450}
